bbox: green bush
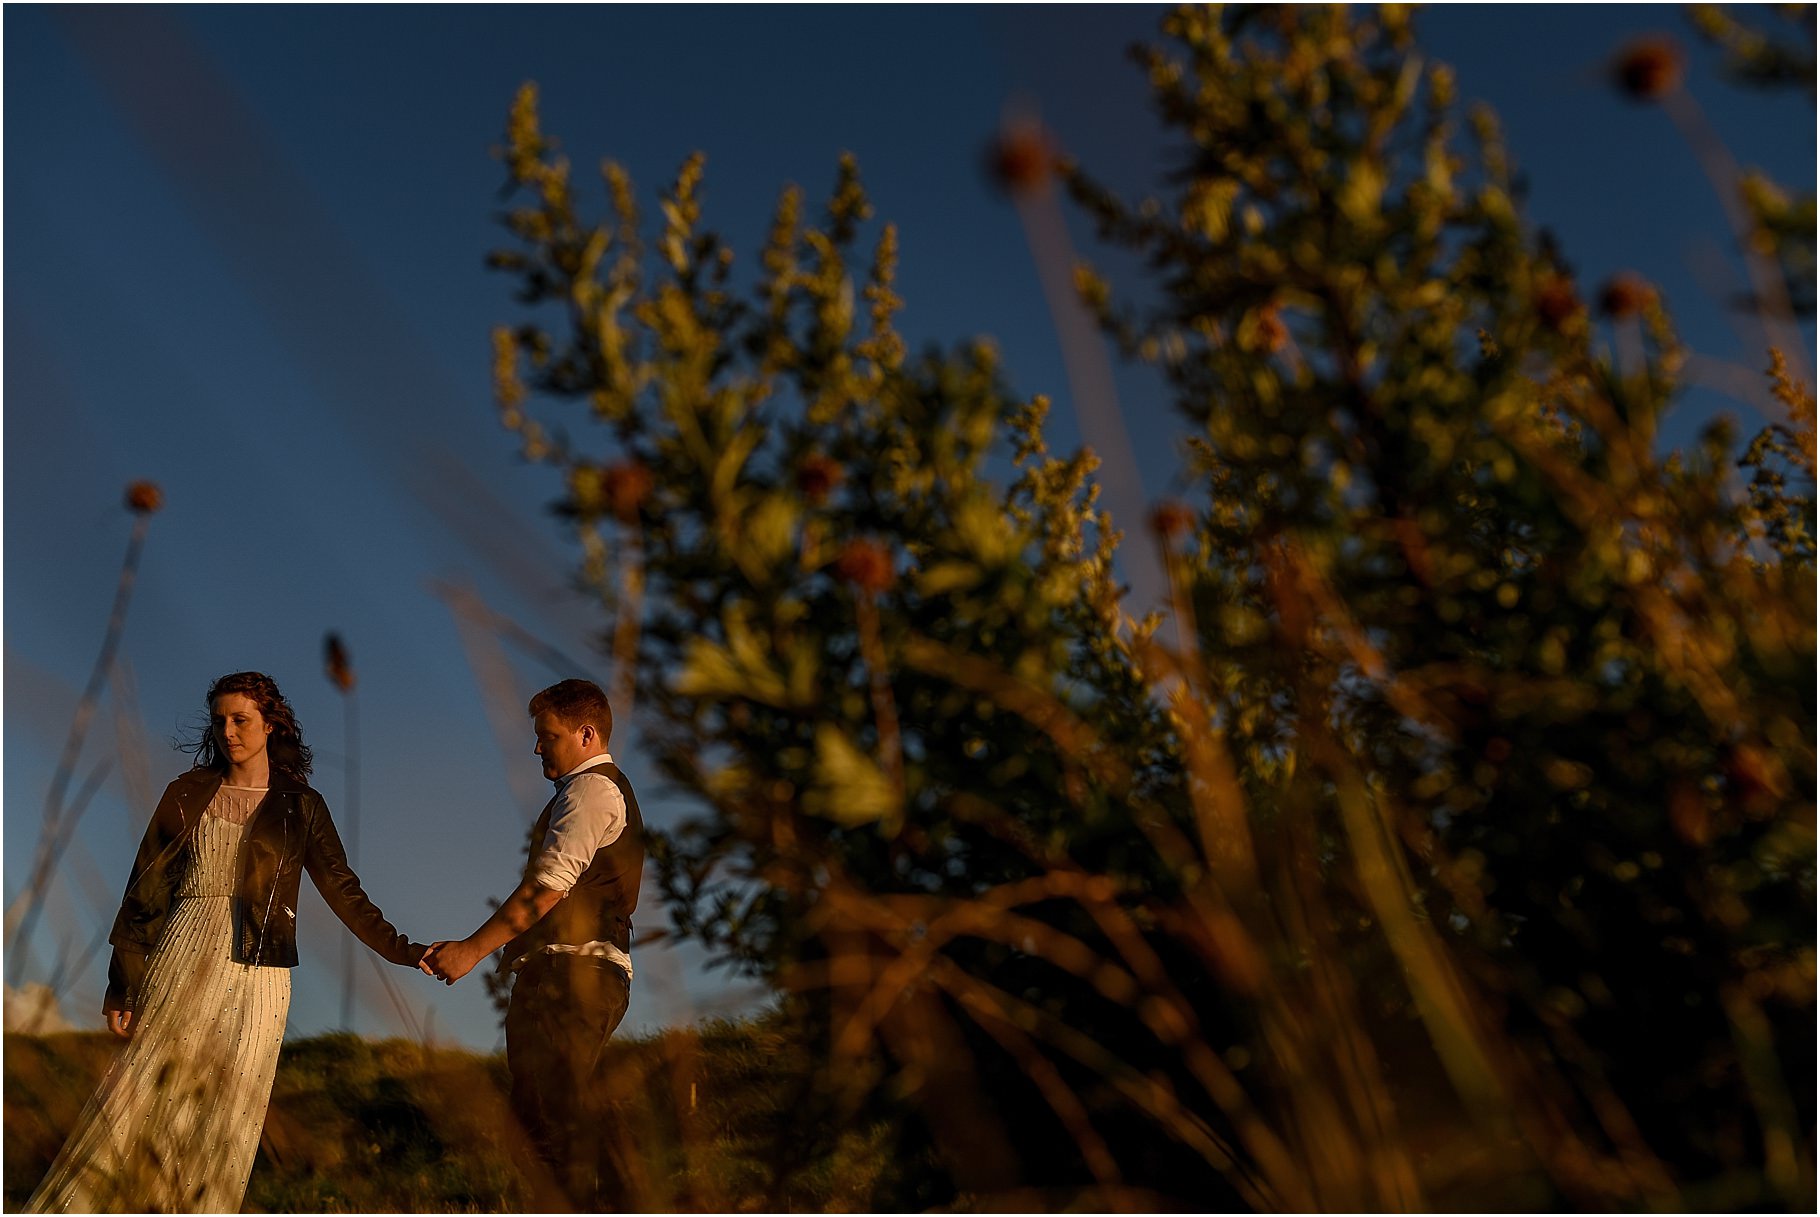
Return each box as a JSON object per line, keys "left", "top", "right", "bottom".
{"left": 486, "top": 4, "right": 1813, "bottom": 1209}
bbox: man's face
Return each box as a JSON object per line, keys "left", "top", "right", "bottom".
{"left": 533, "top": 709, "right": 596, "bottom": 781}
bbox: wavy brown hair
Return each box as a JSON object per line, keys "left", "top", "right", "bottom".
{"left": 184, "top": 671, "right": 314, "bottom": 782}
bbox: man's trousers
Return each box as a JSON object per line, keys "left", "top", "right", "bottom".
{"left": 505, "top": 952, "right": 631, "bottom": 1210}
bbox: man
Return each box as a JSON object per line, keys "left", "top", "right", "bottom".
{"left": 423, "top": 679, "right": 643, "bottom": 1209}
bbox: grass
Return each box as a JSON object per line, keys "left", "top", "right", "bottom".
{"left": 5, "top": 1014, "right": 908, "bottom": 1213}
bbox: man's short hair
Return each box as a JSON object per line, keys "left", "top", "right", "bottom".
{"left": 528, "top": 679, "right": 613, "bottom": 742}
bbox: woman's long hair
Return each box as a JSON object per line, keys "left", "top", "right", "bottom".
{"left": 183, "top": 671, "right": 313, "bottom": 782}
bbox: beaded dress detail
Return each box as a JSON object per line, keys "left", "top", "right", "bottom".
{"left": 27, "top": 786, "right": 290, "bottom": 1214}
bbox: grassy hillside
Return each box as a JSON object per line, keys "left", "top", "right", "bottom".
{"left": 5, "top": 1015, "right": 915, "bottom": 1213}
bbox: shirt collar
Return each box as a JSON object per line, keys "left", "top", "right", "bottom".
{"left": 557, "top": 752, "right": 615, "bottom": 784}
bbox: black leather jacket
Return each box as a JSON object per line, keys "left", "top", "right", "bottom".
{"left": 105, "top": 767, "right": 422, "bottom": 1012}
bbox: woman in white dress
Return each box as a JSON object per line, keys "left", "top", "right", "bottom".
{"left": 26, "top": 671, "right": 427, "bottom": 1213}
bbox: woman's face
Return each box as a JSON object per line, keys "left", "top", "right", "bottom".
{"left": 212, "top": 693, "right": 272, "bottom": 768}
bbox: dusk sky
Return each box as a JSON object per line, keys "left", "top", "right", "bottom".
{"left": 6, "top": 4, "right": 1814, "bottom": 1053}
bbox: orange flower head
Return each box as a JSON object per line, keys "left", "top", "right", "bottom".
{"left": 323, "top": 633, "right": 356, "bottom": 693}
{"left": 602, "top": 461, "right": 655, "bottom": 524}
{"left": 1149, "top": 500, "right": 1194, "bottom": 542}
{"left": 835, "top": 538, "right": 895, "bottom": 595}
{"left": 125, "top": 481, "right": 163, "bottom": 515}
{"left": 986, "top": 119, "right": 1055, "bottom": 198}
{"left": 1533, "top": 273, "right": 1584, "bottom": 334}
{"left": 1613, "top": 37, "right": 1683, "bottom": 101}
{"left": 796, "top": 453, "right": 845, "bottom": 505}
{"left": 1598, "top": 273, "right": 1657, "bottom": 319}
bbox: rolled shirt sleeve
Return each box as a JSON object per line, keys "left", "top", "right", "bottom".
{"left": 525, "top": 770, "right": 627, "bottom": 893}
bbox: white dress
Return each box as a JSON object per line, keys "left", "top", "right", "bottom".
{"left": 27, "top": 786, "right": 291, "bottom": 1214}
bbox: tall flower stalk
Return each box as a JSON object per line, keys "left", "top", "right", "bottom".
{"left": 324, "top": 632, "right": 359, "bottom": 1029}
{"left": 6, "top": 482, "right": 162, "bottom": 985}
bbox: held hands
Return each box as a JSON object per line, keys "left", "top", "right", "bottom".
{"left": 417, "top": 880, "right": 554, "bottom": 986}
{"left": 419, "top": 939, "right": 486, "bottom": 985}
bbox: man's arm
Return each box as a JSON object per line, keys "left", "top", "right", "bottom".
{"left": 422, "top": 880, "right": 564, "bottom": 985}
{"left": 426, "top": 771, "right": 624, "bottom": 984}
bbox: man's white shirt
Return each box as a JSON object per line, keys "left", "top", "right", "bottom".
{"left": 513, "top": 752, "right": 634, "bottom": 979}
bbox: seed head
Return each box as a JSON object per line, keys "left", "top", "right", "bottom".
{"left": 795, "top": 453, "right": 845, "bottom": 505}
{"left": 986, "top": 118, "right": 1055, "bottom": 198}
{"left": 125, "top": 481, "right": 163, "bottom": 515}
{"left": 1149, "top": 500, "right": 1194, "bottom": 542}
{"left": 1533, "top": 273, "right": 1584, "bottom": 334}
{"left": 1613, "top": 37, "right": 1683, "bottom": 101}
{"left": 1598, "top": 273, "right": 1657, "bottom": 319}
{"left": 323, "top": 633, "right": 356, "bottom": 694}
{"left": 835, "top": 538, "right": 895, "bottom": 595}
{"left": 601, "top": 461, "right": 655, "bottom": 524}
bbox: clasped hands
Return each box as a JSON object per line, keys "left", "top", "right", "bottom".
{"left": 418, "top": 938, "right": 486, "bottom": 986}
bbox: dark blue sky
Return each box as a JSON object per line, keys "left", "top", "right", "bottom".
{"left": 6, "top": 5, "right": 1813, "bottom": 1051}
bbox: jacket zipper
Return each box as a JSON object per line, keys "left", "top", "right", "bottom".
{"left": 253, "top": 794, "right": 287, "bottom": 967}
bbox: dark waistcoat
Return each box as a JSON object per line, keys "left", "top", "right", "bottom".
{"left": 506, "top": 759, "right": 645, "bottom": 963}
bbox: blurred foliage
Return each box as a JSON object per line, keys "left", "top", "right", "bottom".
{"left": 6, "top": 1020, "right": 906, "bottom": 1213}
{"left": 486, "top": 4, "right": 1814, "bottom": 1210}
{"left": 1690, "top": 4, "right": 1817, "bottom": 92}
{"left": 1688, "top": 5, "right": 1818, "bottom": 315}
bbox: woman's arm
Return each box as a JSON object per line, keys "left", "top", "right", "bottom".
{"left": 103, "top": 779, "right": 184, "bottom": 1030}
{"left": 102, "top": 948, "right": 145, "bottom": 1038}
{"left": 303, "top": 795, "right": 426, "bottom": 967}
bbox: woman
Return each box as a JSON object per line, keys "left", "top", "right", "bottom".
{"left": 26, "top": 672, "right": 426, "bottom": 1214}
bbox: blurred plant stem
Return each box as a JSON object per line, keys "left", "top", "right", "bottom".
{"left": 1660, "top": 83, "right": 1811, "bottom": 387}
{"left": 995, "top": 107, "right": 1166, "bottom": 619}
{"left": 324, "top": 633, "right": 360, "bottom": 1029}
{"left": 6, "top": 495, "right": 157, "bottom": 985}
